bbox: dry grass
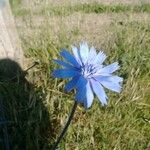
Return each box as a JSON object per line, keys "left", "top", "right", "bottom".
{"left": 22, "top": 0, "right": 150, "bottom": 7}
{"left": 1, "top": 1, "right": 149, "bottom": 149}
{"left": 16, "top": 11, "right": 150, "bottom": 49}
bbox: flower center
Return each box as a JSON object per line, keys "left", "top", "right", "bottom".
{"left": 81, "top": 64, "right": 96, "bottom": 78}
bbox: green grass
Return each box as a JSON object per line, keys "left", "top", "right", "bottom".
{"left": 9, "top": 0, "right": 21, "bottom": 9}
{"left": 47, "top": 3, "right": 150, "bottom": 15}
{"left": 1, "top": 2, "right": 150, "bottom": 150}
{"left": 12, "top": 3, "right": 150, "bottom": 17}
{"left": 3, "top": 21, "right": 149, "bottom": 149}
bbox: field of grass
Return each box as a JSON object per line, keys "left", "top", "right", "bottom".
{"left": 0, "top": 1, "right": 150, "bottom": 150}
{"left": 12, "top": 2, "right": 150, "bottom": 17}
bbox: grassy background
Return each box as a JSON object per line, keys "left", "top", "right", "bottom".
{"left": 1, "top": 0, "right": 150, "bottom": 149}
{"left": 11, "top": 2, "right": 150, "bottom": 16}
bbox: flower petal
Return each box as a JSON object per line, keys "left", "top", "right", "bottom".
{"left": 76, "top": 75, "right": 87, "bottom": 89}
{"left": 87, "top": 46, "right": 97, "bottom": 62}
{"left": 79, "top": 42, "right": 89, "bottom": 63}
{"left": 53, "top": 59, "right": 74, "bottom": 69}
{"left": 75, "top": 76, "right": 87, "bottom": 102}
{"left": 60, "top": 50, "right": 80, "bottom": 68}
{"left": 84, "top": 81, "right": 94, "bottom": 108}
{"left": 93, "top": 51, "right": 107, "bottom": 65}
{"left": 94, "top": 76, "right": 122, "bottom": 93}
{"left": 71, "top": 46, "right": 82, "bottom": 65}
{"left": 100, "top": 81, "right": 122, "bottom": 93}
{"left": 91, "top": 79, "right": 108, "bottom": 105}
{"left": 99, "top": 62, "right": 120, "bottom": 74}
{"left": 65, "top": 75, "right": 80, "bottom": 92}
{"left": 52, "top": 69, "right": 79, "bottom": 78}
{"left": 75, "top": 87, "right": 86, "bottom": 104}
{"left": 94, "top": 76, "right": 123, "bottom": 83}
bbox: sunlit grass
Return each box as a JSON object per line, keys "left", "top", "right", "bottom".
{"left": 1, "top": 1, "right": 150, "bottom": 150}
{"left": 12, "top": 3, "right": 150, "bottom": 17}
{"left": 18, "top": 19, "right": 150, "bottom": 149}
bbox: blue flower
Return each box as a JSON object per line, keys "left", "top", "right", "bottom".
{"left": 52, "top": 42, "right": 123, "bottom": 108}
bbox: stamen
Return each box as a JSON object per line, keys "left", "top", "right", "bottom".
{"left": 81, "top": 64, "right": 97, "bottom": 78}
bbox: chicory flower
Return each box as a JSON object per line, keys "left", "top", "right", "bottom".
{"left": 52, "top": 42, "right": 123, "bottom": 108}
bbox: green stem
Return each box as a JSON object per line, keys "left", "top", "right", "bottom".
{"left": 52, "top": 101, "right": 78, "bottom": 150}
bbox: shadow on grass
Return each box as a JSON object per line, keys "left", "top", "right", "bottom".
{"left": 0, "top": 59, "right": 53, "bottom": 150}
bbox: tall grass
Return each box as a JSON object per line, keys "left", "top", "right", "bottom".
{"left": 16, "top": 19, "right": 150, "bottom": 149}
{"left": 1, "top": 2, "right": 150, "bottom": 150}
{"left": 12, "top": 3, "right": 150, "bottom": 17}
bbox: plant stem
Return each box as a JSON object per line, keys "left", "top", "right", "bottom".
{"left": 52, "top": 101, "right": 78, "bottom": 150}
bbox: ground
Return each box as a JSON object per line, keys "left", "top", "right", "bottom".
{"left": 1, "top": 0, "right": 150, "bottom": 149}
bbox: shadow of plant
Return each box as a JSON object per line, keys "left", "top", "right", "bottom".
{"left": 0, "top": 59, "right": 52, "bottom": 150}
